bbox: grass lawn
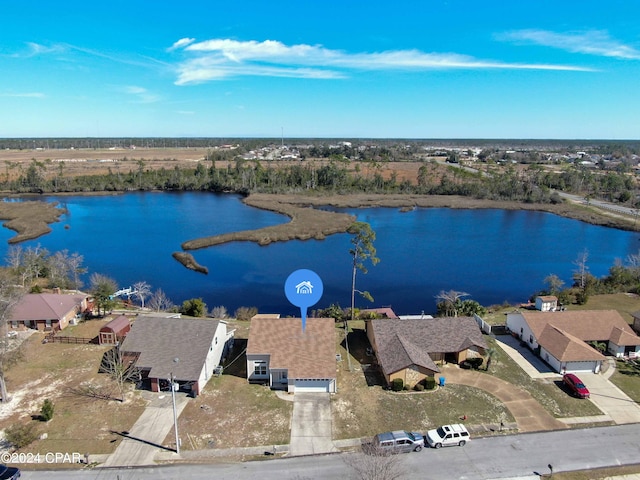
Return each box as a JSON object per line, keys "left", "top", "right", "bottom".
{"left": 169, "top": 322, "right": 293, "bottom": 450}
{"left": 609, "top": 359, "right": 640, "bottom": 403}
{"left": 482, "top": 292, "right": 640, "bottom": 325}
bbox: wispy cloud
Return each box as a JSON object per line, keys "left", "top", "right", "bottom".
{"left": 498, "top": 29, "right": 640, "bottom": 60}
{"left": 168, "top": 38, "right": 195, "bottom": 52}
{"left": 172, "top": 38, "right": 592, "bottom": 85}
{"left": 25, "top": 42, "right": 66, "bottom": 56}
{"left": 121, "top": 86, "right": 160, "bottom": 103}
{"left": 0, "top": 92, "right": 45, "bottom": 98}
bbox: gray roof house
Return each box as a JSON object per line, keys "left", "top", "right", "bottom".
{"left": 120, "top": 316, "right": 233, "bottom": 396}
{"left": 367, "top": 317, "right": 487, "bottom": 387}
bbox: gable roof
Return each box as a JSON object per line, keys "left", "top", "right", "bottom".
{"left": 520, "top": 310, "right": 639, "bottom": 344}
{"left": 9, "top": 293, "right": 86, "bottom": 321}
{"left": 380, "top": 333, "right": 440, "bottom": 375}
{"left": 246, "top": 317, "right": 335, "bottom": 379}
{"left": 120, "top": 316, "right": 222, "bottom": 381}
{"left": 370, "top": 317, "right": 487, "bottom": 375}
{"left": 100, "top": 315, "right": 130, "bottom": 334}
{"left": 538, "top": 325, "right": 606, "bottom": 362}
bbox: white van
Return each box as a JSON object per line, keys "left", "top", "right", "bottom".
{"left": 425, "top": 424, "right": 470, "bottom": 448}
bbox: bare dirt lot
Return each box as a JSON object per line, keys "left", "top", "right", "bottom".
{"left": 1, "top": 318, "right": 146, "bottom": 456}
{"left": 0, "top": 147, "right": 209, "bottom": 179}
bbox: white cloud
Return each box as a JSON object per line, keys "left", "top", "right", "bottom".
{"left": 26, "top": 42, "right": 66, "bottom": 56}
{"left": 498, "top": 29, "right": 640, "bottom": 60}
{"left": 121, "top": 86, "right": 160, "bottom": 103}
{"left": 168, "top": 38, "right": 195, "bottom": 52}
{"left": 172, "top": 37, "right": 593, "bottom": 85}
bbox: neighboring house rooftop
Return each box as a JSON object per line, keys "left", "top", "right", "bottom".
{"left": 247, "top": 317, "right": 335, "bottom": 379}
{"left": 360, "top": 307, "right": 399, "bottom": 319}
{"left": 520, "top": 310, "right": 638, "bottom": 345}
{"left": 370, "top": 317, "right": 487, "bottom": 375}
{"left": 9, "top": 293, "right": 86, "bottom": 321}
{"left": 120, "top": 316, "right": 222, "bottom": 381}
{"left": 538, "top": 325, "right": 606, "bottom": 362}
{"left": 537, "top": 295, "right": 558, "bottom": 302}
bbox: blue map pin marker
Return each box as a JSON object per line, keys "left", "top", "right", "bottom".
{"left": 285, "top": 269, "right": 323, "bottom": 332}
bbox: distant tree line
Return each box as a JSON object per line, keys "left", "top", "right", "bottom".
{"left": 2, "top": 150, "right": 640, "bottom": 208}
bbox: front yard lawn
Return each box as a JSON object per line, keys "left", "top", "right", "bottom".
{"left": 169, "top": 335, "right": 293, "bottom": 450}
{"left": 610, "top": 359, "right": 640, "bottom": 403}
{"left": 333, "top": 324, "right": 514, "bottom": 440}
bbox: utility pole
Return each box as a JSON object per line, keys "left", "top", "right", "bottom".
{"left": 170, "top": 357, "right": 180, "bottom": 454}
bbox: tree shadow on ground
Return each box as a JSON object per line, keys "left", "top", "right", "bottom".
{"left": 222, "top": 338, "right": 248, "bottom": 379}
{"left": 341, "top": 327, "right": 385, "bottom": 387}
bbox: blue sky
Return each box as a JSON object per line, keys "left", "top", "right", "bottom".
{"left": 2, "top": 1, "right": 640, "bottom": 139}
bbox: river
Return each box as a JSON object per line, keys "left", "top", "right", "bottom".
{"left": 1, "top": 192, "right": 638, "bottom": 316}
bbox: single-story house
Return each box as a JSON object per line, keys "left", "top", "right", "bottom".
{"left": 8, "top": 293, "right": 89, "bottom": 331}
{"left": 246, "top": 316, "right": 336, "bottom": 393}
{"left": 367, "top": 317, "right": 487, "bottom": 387}
{"left": 535, "top": 295, "right": 558, "bottom": 312}
{"left": 99, "top": 315, "right": 131, "bottom": 345}
{"left": 506, "top": 310, "right": 640, "bottom": 373}
{"left": 120, "top": 316, "right": 234, "bottom": 396}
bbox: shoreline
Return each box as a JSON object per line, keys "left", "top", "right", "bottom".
{"left": 1, "top": 191, "right": 637, "bottom": 256}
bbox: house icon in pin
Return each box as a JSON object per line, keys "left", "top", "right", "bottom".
{"left": 295, "top": 281, "right": 313, "bottom": 294}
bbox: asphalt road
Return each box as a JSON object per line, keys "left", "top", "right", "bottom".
{"left": 19, "top": 424, "right": 640, "bottom": 480}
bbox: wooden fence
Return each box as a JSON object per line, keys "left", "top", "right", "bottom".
{"left": 47, "top": 336, "right": 96, "bottom": 344}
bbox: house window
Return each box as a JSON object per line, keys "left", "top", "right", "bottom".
{"left": 254, "top": 362, "right": 267, "bottom": 376}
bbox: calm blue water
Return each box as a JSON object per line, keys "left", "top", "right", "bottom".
{"left": 1, "top": 192, "right": 638, "bottom": 315}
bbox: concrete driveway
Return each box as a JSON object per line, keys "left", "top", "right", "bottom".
{"left": 579, "top": 373, "right": 640, "bottom": 424}
{"left": 289, "top": 393, "right": 337, "bottom": 456}
{"left": 101, "top": 391, "right": 189, "bottom": 467}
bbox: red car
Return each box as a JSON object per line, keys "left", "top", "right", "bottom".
{"left": 563, "top": 373, "right": 590, "bottom": 399}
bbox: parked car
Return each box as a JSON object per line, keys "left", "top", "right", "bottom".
{"left": 370, "top": 430, "right": 425, "bottom": 453}
{"left": 0, "top": 465, "right": 20, "bottom": 480}
{"left": 563, "top": 373, "right": 590, "bottom": 399}
{"left": 425, "top": 424, "right": 470, "bottom": 448}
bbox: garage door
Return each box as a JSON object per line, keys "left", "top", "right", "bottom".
{"left": 565, "top": 361, "right": 598, "bottom": 373}
{"left": 294, "top": 379, "right": 333, "bottom": 393}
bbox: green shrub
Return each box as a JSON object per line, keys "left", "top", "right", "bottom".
{"left": 40, "top": 399, "right": 54, "bottom": 422}
{"left": 467, "top": 357, "right": 484, "bottom": 370}
{"left": 414, "top": 383, "right": 425, "bottom": 391}
{"left": 424, "top": 377, "right": 436, "bottom": 390}
{"left": 5, "top": 422, "right": 38, "bottom": 449}
{"left": 391, "top": 378, "right": 404, "bottom": 392}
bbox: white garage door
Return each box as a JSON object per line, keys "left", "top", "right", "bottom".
{"left": 565, "top": 361, "right": 598, "bottom": 373}
{"left": 294, "top": 379, "right": 333, "bottom": 393}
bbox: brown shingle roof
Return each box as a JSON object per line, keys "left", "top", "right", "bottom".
{"left": 9, "top": 293, "right": 85, "bottom": 321}
{"left": 538, "top": 325, "right": 605, "bottom": 362}
{"left": 520, "top": 310, "right": 639, "bottom": 344}
{"left": 120, "top": 316, "right": 221, "bottom": 381}
{"left": 370, "top": 317, "right": 487, "bottom": 375}
{"left": 100, "top": 315, "right": 130, "bottom": 334}
{"left": 246, "top": 317, "right": 335, "bottom": 379}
